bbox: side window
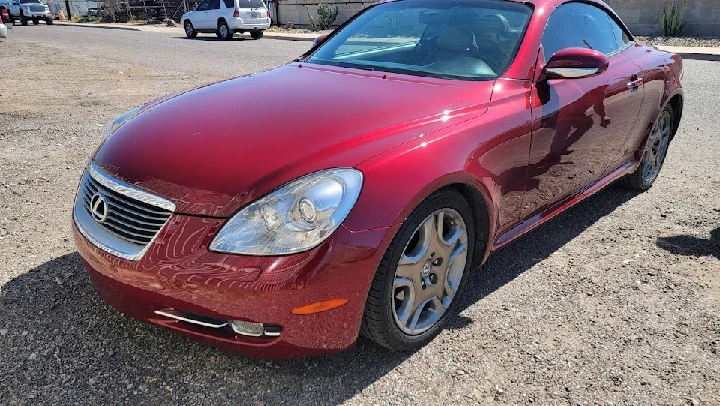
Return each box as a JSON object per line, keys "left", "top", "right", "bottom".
{"left": 542, "top": 2, "right": 623, "bottom": 58}
{"left": 197, "top": 0, "right": 210, "bottom": 11}
{"left": 541, "top": 9, "right": 585, "bottom": 58}
{"left": 607, "top": 14, "right": 632, "bottom": 50}
{"left": 223, "top": 0, "right": 233, "bottom": 8}
{"left": 211, "top": 0, "right": 220, "bottom": 10}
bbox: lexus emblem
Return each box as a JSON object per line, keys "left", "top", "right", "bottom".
{"left": 90, "top": 193, "right": 109, "bottom": 223}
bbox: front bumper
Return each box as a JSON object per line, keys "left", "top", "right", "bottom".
{"left": 23, "top": 11, "right": 49, "bottom": 18}
{"left": 228, "top": 17, "right": 270, "bottom": 31}
{"left": 73, "top": 213, "right": 396, "bottom": 358}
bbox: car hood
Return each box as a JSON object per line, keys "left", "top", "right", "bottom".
{"left": 93, "top": 63, "right": 494, "bottom": 217}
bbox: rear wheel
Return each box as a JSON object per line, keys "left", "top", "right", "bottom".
{"left": 32, "top": 17, "right": 39, "bottom": 25}
{"left": 45, "top": 16, "right": 52, "bottom": 24}
{"left": 361, "top": 189, "right": 476, "bottom": 351}
{"left": 624, "top": 104, "right": 675, "bottom": 191}
{"left": 183, "top": 20, "right": 196, "bottom": 38}
{"left": 250, "top": 30, "right": 263, "bottom": 40}
{"left": 217, "top": 20, "right": 232, "bottom": 40}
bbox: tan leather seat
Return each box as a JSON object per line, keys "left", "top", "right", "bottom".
{"left": 426, "top": 25, "right": 494, "bottom": 77}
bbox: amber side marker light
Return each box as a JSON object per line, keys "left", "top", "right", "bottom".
{"left": 291, "top": 299, "right": 349, "bottom": 315}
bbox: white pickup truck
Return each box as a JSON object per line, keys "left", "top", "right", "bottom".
{"left": 0, "top": 0, "right": 52, "bottom": 26}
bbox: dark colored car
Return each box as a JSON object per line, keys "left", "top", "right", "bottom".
{"left": 73, "top": 0, "right": 683, "bottom": 358}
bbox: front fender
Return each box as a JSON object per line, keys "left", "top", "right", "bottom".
{"left": 344, "top": 122, "right": 503, "bottom": 265}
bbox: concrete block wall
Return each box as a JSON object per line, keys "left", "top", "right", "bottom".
{"left": 274, "top": 0, "right": 720, "bottom": 37}
{"left": 273, "top": 0, "right": 372, "bottom": 28}
{"left": 605, "top": 0, "right": 720, "bottom": 36}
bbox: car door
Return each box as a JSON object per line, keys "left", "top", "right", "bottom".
{"left": 193, "top": 0, "right": 211, "bottom": 29}
{"left": 521, "top": 2, "right": 643, "bottom": 216}
{"left": 206, "top": 0, "right": 221, "bottom": 29}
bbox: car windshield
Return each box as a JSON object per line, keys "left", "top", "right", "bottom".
{"left": 306, "top": 0, "right": 532, "bottom": 81}
{"left": 20, "top": 0, "right": 41, "bottom": 3}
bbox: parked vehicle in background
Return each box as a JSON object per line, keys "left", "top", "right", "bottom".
{"left": 182, "top": 0, "right": 270, "bottom": 40}
{"left": 0, "top": 4, "right": 10, "bottom": 26}
{"left": 0, "top": 0, "right": 52, "bottom": 26}
{"left": 0, "top": 18, "right": 7, "bottom": 37}
{"left": 73, "top": 0, "right": 683, "bottom": 358}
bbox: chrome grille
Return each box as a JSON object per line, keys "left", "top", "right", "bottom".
{"left": 29, "top": 5, "right": 45, "bottom": 12}
{"left": 79, "top": 174, "right": 171, "bottom": 245}
{"left": 73, "top": 162, "right": 175, "bottom": 260}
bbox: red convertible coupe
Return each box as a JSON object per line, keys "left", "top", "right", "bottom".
{"left": 73, "top": 0, "right": 683, "bottom": 357}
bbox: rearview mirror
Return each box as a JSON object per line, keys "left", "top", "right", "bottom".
{"left": 313, "top": 34, "right": 328, "bottom": 47}
{"left": 543, "top": 47, "right": 609, "bottom": 80}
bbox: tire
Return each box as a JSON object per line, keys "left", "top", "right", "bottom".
{"left": 45, "top": 16, "right": 53, "bottom": 25}
{"left": 624, "top": 104, "right": 675, "bottom": 191}
{"left": 183, "top": 20, "right": 196, "bottom": 38}
{"left": 361, "top": 189, "right": 477, "bottom": 351}
{"left": 32, "top": 17, "right": 38, "bottom": 25}
{"left": 20, "top": 14, "right": 27, "bottom": 26}
{"left": 250, "top": 30, "right": 263, "bottom": 40}
{"left": 217, "top": 20, "right": 232, "bottom": 40}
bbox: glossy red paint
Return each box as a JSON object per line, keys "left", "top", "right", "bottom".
{"left": 73, "top": 213, "right": 400, "bottom": 357}
{"left": 75, "top": 0, "right": 683, "bottom": 357}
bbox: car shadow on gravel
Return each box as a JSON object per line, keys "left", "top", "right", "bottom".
{"left": 176, "top": 36, "right": 252, "bottom": 42}
{"left": 0, "top": 185, "right": 637, "bottom": 404}
{"left": 450, "top": 184, "right": 638, "bottom": 327}
{"left": 656, "top": 226, "right": 720, "bottom": 260}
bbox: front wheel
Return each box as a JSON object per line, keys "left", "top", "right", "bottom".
{"left": 624, "top": 104, "right": 675, "bottom": 191}
{"left": 250, "top": 30, "right": 263, "bottom": 40}
{"left": 20, "top": 14, "right": 27, "bottom": 25}
{"left": 183, "top": 21, "right": 196, "bottom": 38}
{"left": 217, "top": 20, "right": 232, "bottom": 40}
{"left": 32, "top": 17, "right": 39, "bottom": 25}
{"left": 361, "top": 189, "right": 476, "bottom": 351}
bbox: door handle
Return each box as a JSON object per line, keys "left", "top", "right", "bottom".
{"left": 627, "top": 77, "right": 643, "bottom": 90}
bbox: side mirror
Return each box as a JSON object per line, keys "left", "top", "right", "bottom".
{"left": 543, "top": 47, "right": 609, "bottom": 80}
{"left": 313, "top": 34, "right": 328, "bottom": 47}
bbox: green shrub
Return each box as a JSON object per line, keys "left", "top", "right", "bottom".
{"left": 660, "top": 0, "right": 688, "bottom": 37}
{"left": 306, "top": 3, "right": 338, "bottom": 31}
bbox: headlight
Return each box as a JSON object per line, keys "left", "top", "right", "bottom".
{"left": 210, "top": 168, "right": 363, "bottom": 255}
{"left": 102, "top": 106, "right": 142, "bottom": 141}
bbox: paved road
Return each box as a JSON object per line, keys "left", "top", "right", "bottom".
{"left": 1, "top": 25, "right": 719, "bottom": 405}
{"left": 8, "top": 24, "right": 312, "bottom": 79}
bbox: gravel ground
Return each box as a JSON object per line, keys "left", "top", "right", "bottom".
{"left": 637, "top": 36, "right": 720, "bottom": 47}
{"left": 1, "top": 26, "right": 719, "bottom": 405}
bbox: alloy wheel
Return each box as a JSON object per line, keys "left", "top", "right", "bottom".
{"left": 642, "top": 109, "right": 673, "bottom": 183}
{"left": 185, "top": 23, "right": 193, "bottom": 36}
{"left": 392, "top": 208, "right": 468, "bottom": 335}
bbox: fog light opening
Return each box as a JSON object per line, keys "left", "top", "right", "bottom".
{"left": 230, "top": 320, "right": 283, "bottom": 337}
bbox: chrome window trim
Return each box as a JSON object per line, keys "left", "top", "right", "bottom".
{"left": 73, "top": 163, "right": 175, "bottom": 261}
{"left": 545, "top": 67, "right": 599, "bottom": 78}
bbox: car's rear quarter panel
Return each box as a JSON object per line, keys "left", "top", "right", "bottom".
{"left": 621, "top": 43, "right": 683, "bottom": 162}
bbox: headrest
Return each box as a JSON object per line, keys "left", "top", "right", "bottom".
{"left": 435, "top": 25, "right": 476, "bottom": 53}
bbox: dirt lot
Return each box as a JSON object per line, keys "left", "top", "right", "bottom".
{"left": 1, "top": 28, "right": 719, "bottom": 405}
